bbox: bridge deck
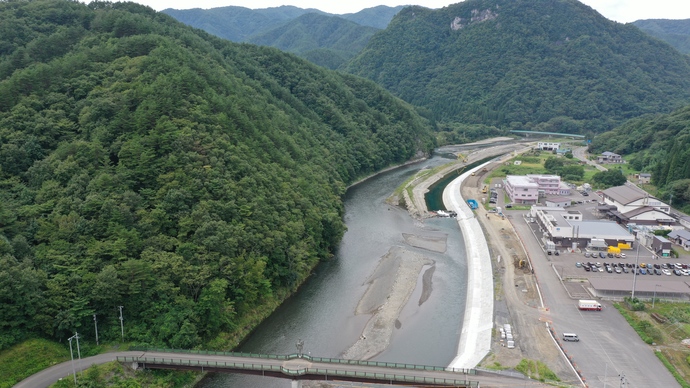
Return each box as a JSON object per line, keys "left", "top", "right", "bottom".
{"left": 118, "top": 349, "right": 546, "bottom": 387}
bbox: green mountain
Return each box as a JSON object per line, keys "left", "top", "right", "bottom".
{"left": 247, "top": 13, "right": 380, "bottom": 69}
{"left": 633, "top": 19, "right": 690, "bottom": 55}
{"left": 162, "top": 5, "right": 326, "bottom": 42}
{"left": 341, "top": 5, "right": 406, "bottom": 30}
{"left": 162, "top": 5, "right": 401, "bottom": 43}
{"left": 0, "top": 0, "right": 434, "bottom": 351}
{"left": 589, "top": 103, "right": 690, "bottom": 211}
{"left": 344, "top": 0, "right": 690, "bottom": 135}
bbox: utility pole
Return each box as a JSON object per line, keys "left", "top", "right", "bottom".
{"left": 118, "top": 305, "right": 124, "bottom": 341}
{"left": 653, "top": 284, "right": 661, "bottom": 309}
{"left": 93, "top": 314, "right": 99, "bottom": 346}
{"left": 631, "top": 242, "right": 640, "bottom": 300}
{"left": 68, "top": 334, "right": 77, "bottom": 385}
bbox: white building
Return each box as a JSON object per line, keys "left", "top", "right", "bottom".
{"left": 601, "top": 184, "right": 673, "bottom": 225}
{"left": 531, "top": 206, "right": 635, "bottom": 248}
{"left": 537, "top": 142, "right": 560, "bottom": 151}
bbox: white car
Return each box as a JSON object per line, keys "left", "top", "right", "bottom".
{"left": 662, "top": 269, "right": 672, "bottom": 276}
{"left": 620, "top": 253, "right": 626, "bottom": 258}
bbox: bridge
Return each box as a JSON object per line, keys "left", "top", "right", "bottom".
{"left": 116, "top": 348, "right": 547, "bottom": 387}
{"left": 509, "top": 130, "right": 586, "bottom": 139}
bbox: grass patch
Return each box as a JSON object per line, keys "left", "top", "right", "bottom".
{"left": 49, "top": 361, "right": 199, "bottom": 388}
{"left": 615, "top": 301, "right": 690, "bottom": 385}
{"left": 656, "top": 350, "right": 690, "bottom": 388}
{"left": 0, "top": 338, "right": 70, "bottom": 388}
{"left": 515, "top": 358, "right": 560, "bottom": 382}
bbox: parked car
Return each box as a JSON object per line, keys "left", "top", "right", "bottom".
{"left": 615, "top": 267, "right": 622, "bottom": 274}
{"left": 576, "top": 262, "right": 582, "bottom": 268}
{"left": 607, "top": 253, "right": 613, "bottom": 258}
{"left": 622, "top": 267, "right": 629, "bottom": 273}
{"left": 662, "top": 269, "right": 672, "bottom": 276}
{"left": 654, "top": 268, "right": 662, "bottom": 275}
{"left": 654, "top": 263, "right": 661, "bottom": 269}
{"left": 599, "top": 252, "right": 606, "bottom": 258}
{"left": 674, "top": 269, "right": 682, "bottom": 276}
{"left": 620, "top": 253, "right": 626, "bottom": 258}
{"left": 639, "top": 268, "right": 647, "bottom": 275}
{"left": 584, "top": 252, "right": 591, "bottom": 258}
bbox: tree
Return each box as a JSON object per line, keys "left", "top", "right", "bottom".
{"left": 544, "top": 157, "right": 565, "bottom": 173}
{"left": 592, "top": 169, "right": 627, "bottom": 187}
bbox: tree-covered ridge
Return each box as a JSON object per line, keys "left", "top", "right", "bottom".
{"left": 162, "top": 5, "right": 401, "bottom": 43}
{"left": 589, "top": 104, "right": 690, "bottom": 209}
{"left": 344, "top": 0, "right": 690, "bottom": 135}
{"left": 633, "top": 18, "right": 690, "bottom": 55}
{"left": 161, "top": 5, "right": 326, "bottom": 42}
{"left": 246, "top": 13, "right": 380, "bottom": 69}
{"left": 0, "top": 0, "right": 434, "bottom": 350}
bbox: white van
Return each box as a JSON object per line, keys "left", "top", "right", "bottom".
{"left": 563, "top": 333, "right": 579, "bottom": 342}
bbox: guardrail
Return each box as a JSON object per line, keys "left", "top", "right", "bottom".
{"left": 128, "top": 347, "right": 476, "bottom": 374}
{"left": 117, "top": 356, "right": 479, "bottom": 387}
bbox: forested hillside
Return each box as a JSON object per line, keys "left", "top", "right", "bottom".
{"left": 162, "top": 5, "right": 401, "bottom": 42}
{"left": 589, "top": 104, "right": 690, "bottom": 211}
{"left": 0, "top": 0, "right": 434, "bottom": 351}
{"left": 345, "top": 0, "right": 690, "bottom": 136}
{"left": 633, "top": 18, "right": 690, "bottom": 55}
{"left": 247, "top": 13, "right": 379, "bottom": 69}
{"left": 162, "top": 5, "right": 325, "bottom": 42}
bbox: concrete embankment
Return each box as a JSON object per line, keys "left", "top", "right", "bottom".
{"left": 443, "top": 162, "right": 494, "bottom": 369}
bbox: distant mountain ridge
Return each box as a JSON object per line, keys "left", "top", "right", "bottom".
{"left": 162, "top": 5, "right": 403, "bottom": 68}
{"left": 344, "top": 0, "right": 690, "bottom": 135}
{"left": 161, "top": 5, "right": 403, "bottom": 41}
{"left": 633, "top": 18, "right": 690, "bottom": 54}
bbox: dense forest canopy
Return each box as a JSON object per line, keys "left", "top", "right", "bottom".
{"left": 0, "top": 0, "right": 435, "bottom": 350}
{"left": 344, "top": 0, "right": 690, "bottom": 136}
{"left": 246, "top": 13, "right": 380, "bottom": 70}
{"left": 633, "top": 18, "right": 690, "bottom": 55}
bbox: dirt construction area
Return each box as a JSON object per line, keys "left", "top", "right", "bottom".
{"left": 460, "top": 163, "right": 578, "bottom": 383}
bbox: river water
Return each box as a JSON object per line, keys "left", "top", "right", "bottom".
{"left": 200, "top": 156, "right": 469, "bottom": 387}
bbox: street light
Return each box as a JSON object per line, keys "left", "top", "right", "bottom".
{"left": 653, "top": 284, "right": 661, "bottom": 309}
{"left": 67, "top": 332, "right": 81, "bottom": 383}
{"left": 67, "top": 334, "right": 77, "bottom": 385}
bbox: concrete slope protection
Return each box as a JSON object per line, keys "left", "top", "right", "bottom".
{"left": 443, "top": 162, "right": 494, "bottom": 369}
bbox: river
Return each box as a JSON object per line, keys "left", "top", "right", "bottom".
{"left": 200, "top": 156, "right": 469, "bottom": 387}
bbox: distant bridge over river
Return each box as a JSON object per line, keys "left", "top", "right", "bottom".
{"left": 117, "top": 348, "right": 546, "bottom": 387}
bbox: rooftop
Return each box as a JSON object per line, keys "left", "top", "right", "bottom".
{"left": 603, "top": 184, "right": 656, "bottom": 206}
{"left": 669, "top": 229, "right": 690, "bottom": 241}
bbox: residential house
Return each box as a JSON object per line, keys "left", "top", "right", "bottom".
{"left": 637, "top": 173, "right": 651, "bottom": 184}
{"left": 597, "top": 151, "right": 622, "bottom": 164}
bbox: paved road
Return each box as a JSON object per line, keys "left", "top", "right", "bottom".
{"left": 14, "top": 351, "right": 143, "bottom": 388}
{"left": 510, "top": 211, "right": 680, "bottom": 388}
{"left": 16, "top": 350, "right": 548, "bottom": 388}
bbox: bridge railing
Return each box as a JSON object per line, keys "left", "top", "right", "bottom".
{"left": 117, "top": 356, "right": 479, "bottom": 387}
{"left": 129, "top": 347, "right": 475, "bottom": 375}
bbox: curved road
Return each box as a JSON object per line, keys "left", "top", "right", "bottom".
{"left": 16, "top": 350, "right": 549, "bottom": 388}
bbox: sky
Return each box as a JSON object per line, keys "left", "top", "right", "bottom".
{"left": 118, "top": 0, "right": 690, "bottom": 23}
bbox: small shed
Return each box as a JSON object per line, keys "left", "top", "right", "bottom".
{"left": 652, "top": 235, "right": 672, "bottom": 257}
{"left": 545, "top": 197, "right": 572, "bottom": 208}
